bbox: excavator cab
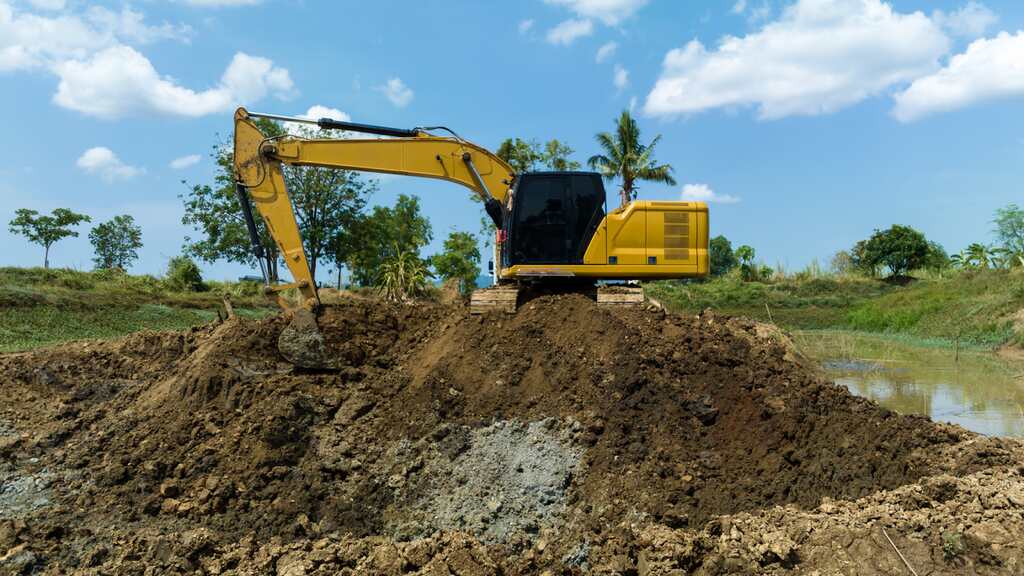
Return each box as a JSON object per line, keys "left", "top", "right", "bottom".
{"left": 502, "top": 172, "right": 606, "bottom": 267}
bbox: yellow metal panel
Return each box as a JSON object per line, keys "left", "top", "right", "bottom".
{"left": 606, "top": 203, "right": 647, "bottom": 264}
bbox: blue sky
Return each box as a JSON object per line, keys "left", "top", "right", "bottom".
{"left": 1, "top": 0, "right": 1022, "bottom": 281}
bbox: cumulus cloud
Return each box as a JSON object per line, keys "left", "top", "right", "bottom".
{"left": 0, "top": 2, "right": 291, "bottom": 119}
{"left": 892, "top": 31, "right": 1024, "bottom": 122}
{"left": 546, "top": 18, "right": 593, "bottom": 45}
{"left": 77, "top": 147, "right": 143, "bottom": 181}
{"left": 0, "top": 3, "right": 191, "bottom": 72}
{"left": 731, "top": 0, "right": 747, "bottom": 14}
{"left": 613, "top": 64, "right": 629, "bottom": 90}
{"left": 377, "top": 77, "right": 414, "bottom": 108}
{"left": 53, "top": 47, "right": 294, "bottom": 119}
{"left": 595, "top": 41, "right": 617, "bottom": 62}
{"left": 680, "top": 183, "right": 739, "bottom": 204}
{"left": 518, "top": 19, "right": 534, "bottom": 34}
{"left": 169, "top": 154, "right": 201, "bottom": 169}
{"left": 544, "top": 0, "right": 647, "bottom": 25}
{"left": 644, "top": 0, "right": 949, "bottom": 120}
{"left": 932, "top": 1, "right": 997, "bottom": 38}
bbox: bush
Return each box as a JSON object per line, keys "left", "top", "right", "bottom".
{"left": 165, "top": 256, "right": 207, "bottom": 292}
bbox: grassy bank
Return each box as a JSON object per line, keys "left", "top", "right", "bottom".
{"left": 0, "top": 267, "right": 276, "bottom": 352}
{"left": 647, "top": 269, "right": 1024, "bottom": 349}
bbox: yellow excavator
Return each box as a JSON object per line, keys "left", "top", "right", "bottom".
{"left": 233, "top": 107, "right": 709, "bottom": 368}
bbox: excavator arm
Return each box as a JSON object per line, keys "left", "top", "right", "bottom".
{"left": 232, "top": 107, "right": 515, "bottom": 367}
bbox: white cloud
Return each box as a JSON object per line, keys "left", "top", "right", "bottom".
{"left": 680, "top": 183, "right": 739, "bottom": 204}
{"left": 53, "top": 47, "right": 296, "bottom": 119}
{"left": 0, "top": 3, "right": 191, "bottom": 72}
{"left": 546, "top": 18, "right": 593, "bottom": 45}
{"left": 628, "top": 95, "right": 637, "bottom": 112}
{"left": 169, "top": 154, "right": 201, "bottom": 169}
{"left": 932, "top": 1, "right": 997, "bottom": 38}
{"left": 731, "top": 0, "right": 747, "bottom": 15}
{"left": 595, "top": 41, "right": 617, "bottom": 62}
{"left": 378, "top": 77, "right": 414, "bottom": 108}
{"left": 77, "top": 147, "right": 143, "bottom": 181}
{"left": 518, "top": 19, "right": 534, "bottom": 34}
{"left": 85, "top": 6, "right": 193, "bottom": 45}
{"left": 613, "top": 64, "right": 629, "bottom": 90}
{"left": 544, "top": 0, "right": 647, "bottom": 25}
{"left": 892, "top": 31, "right": 1024, "bottom": 122}
{"left": 27, "top": 0, "right": 64, "bottom": 9}
{"left": 644, "top": 0, "right": 949, "bottom": 120}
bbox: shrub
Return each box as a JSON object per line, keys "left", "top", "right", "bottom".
{"left": 165, "top": 256, "right": 207, "bottom": 292}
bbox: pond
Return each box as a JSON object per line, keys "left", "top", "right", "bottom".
{"left": 794, "top": 331, "right": 1024, "bottom": 438}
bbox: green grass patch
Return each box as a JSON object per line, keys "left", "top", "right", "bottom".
{"left": 647, "top": 269, "right": 1024, "bottom": 349}
{"left": 0, "top": 267, "right": 277, "bottom": 352}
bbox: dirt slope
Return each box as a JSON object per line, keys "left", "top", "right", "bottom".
{"left": 0, "top": 294, "right": 1022, "bottom": 575}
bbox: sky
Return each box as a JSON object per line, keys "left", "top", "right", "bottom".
{"left": 1, "top": 0, "right": 1023, "bottom": 281}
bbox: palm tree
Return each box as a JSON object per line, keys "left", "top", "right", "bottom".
{"left": 588, "top": 110, "right": 677, "bottom": 207}
{"left": 965, "top": 243, "right": 992, "bottom": 269}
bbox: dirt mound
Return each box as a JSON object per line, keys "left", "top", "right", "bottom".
{"left": 1, "top": 294, "right": 1022, "bottom": 574}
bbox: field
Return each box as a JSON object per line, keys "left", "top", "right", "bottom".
{"left": 0, "top": 267, "right": 275, "bottom": 352}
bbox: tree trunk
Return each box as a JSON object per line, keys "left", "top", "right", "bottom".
{"left": 44, "top": 244, "right": 50, "bottom": 269}
{"left": 336, "top": 267, "right": 342, "bottom": 290}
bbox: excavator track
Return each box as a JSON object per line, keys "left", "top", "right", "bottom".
{"left": 469, "top": 285, "right": 520, "bottom": 314}
{"left": 596, "top": 284, "right": 645, "bottom": 307}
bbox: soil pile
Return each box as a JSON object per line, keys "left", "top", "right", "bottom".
{"left": 1, "top": 294, "right": 1022, "bottom": 575}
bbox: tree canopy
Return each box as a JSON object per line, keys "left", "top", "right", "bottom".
{"left": 346, "top": 194, "right": 432, "bottom": 286}
{"left": 588, "top": 110, "right": 676, "bottom": 206}
{"left": 9, "top": 208, "right": 91, "bottom": 269}
{"left": 852, "top": 225, "right": 930, "bottom": 277}
{"left": 89, "top": 214, "right": 143, "bottom": 270}
{"left": 709, "top": 235, "right": 738, "bottom": 277}
{"left": 431, "top": 231, "right": 481, "bottom": 295}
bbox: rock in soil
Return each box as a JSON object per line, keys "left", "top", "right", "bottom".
{"left": 0, "top": 294, "right": 1021, "bottom": 575}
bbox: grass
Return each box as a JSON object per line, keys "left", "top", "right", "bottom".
{"left": 647, "top": 268, "right": 1024, "bottom": 349}
{"left": 0, "top": 267, "right": 276, "bottom": 352}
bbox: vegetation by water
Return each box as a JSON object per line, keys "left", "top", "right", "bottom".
{"left": 647, "top": 268, "right": 1024, "bottom": 349}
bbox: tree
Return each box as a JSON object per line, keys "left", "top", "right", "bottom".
{"left": 496, "top": 138, "right": 542, "bottom": 174}
{"left": 923, "top": 241, "right": 950, "bottom": 275}
{"left": 993, "top": 204, "right": 1024, "bottom": 264}
{"left": 431, "top": 231, "right": 481, "bottom": 295}
{"left": 831, "top": 250, "right": 854, "bottom": 275}
{"left": 9, "top": 208, "right": 90, "bottom": 269}
{"left": 89, "top": 214, "right": 142, "bottom": 270}
{"left": 346, "top": 194, "right": 433, "bottom": 286}
{"left": 735, "top": 245, "right": 757, "bottom": 281}
{"left": 588, "top": 110, "right": 676, "bottom": 206}
{"left": 855, "top": 225, "right": 930, "bottom": 278}
{"left": 542, "top": 139, "right": 581, "bottom": 171}
{"left": 709, "top": 235, "right": 738, "bottom": 277}
{"left": 965, "top": 243, "right": 993, "bottom": 269}
{"left": 181, "top": 120, "right": 372, "bottom": 283}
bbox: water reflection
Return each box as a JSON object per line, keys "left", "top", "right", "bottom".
{"left": 795, "top": 331, "right": 1024, "bottom": 438}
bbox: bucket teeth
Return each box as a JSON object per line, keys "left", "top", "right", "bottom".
{"left": 277, "top": 308, "right": 335, "bottom": 369}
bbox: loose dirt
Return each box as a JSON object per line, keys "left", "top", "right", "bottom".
{"left": 1, "top": 294, "right": 1022, "bottom": 575}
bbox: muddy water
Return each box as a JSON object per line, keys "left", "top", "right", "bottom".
{"left": 795, "top": 331, "right": 1024, "bottom": 437}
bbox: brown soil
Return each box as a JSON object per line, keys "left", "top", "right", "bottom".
{"left": 1, "top": 294, "right": 1022, "bottom": 575}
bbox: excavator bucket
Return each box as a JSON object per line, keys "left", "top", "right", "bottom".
{"left": 277, "top": 308, "right": 338, "bottom": 370}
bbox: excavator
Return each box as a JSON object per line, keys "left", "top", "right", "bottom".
{"left": 232, "top": 107, "right": 709, "bottom": 368}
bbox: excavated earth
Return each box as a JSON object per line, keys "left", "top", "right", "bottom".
{"left": 1, "top": 294, "right": 1023, "bottom": 575}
